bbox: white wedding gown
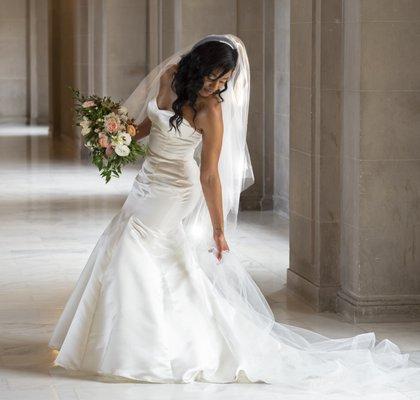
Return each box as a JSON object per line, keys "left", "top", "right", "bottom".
{"left": 49, "top": 97, "right": 420, "bottom": 398}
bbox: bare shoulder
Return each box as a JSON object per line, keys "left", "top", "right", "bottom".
{"left": 196, "top": 97, "right": 223, "bottom": 134}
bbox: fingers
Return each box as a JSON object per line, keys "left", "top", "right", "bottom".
{"left": 216, "top": 247, "right": 229, "bottom": 262}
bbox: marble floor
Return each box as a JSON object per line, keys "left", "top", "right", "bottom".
{"left": 1, "top": 134, "right": 420, "bottom": 399}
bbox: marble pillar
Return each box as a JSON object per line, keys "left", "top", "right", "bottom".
{"left": 288, "top": 0, "right": 342, "bottom": 311}
{"left": 288, "top": 0, "right": 420, "bottom": 322}
{"left": 337, "top": 0, "right": 420, "bottom": 322}
{"left": 50, "top": 0, "right": 78, "bottom": 154}
{"left": 0, "top": 0, "right": 49, "bottom": 125}
{"left": 274, "top": 0, "right": 290, "bottom": 217}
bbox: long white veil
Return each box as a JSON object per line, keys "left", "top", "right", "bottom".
{"left": 122, "top": 34, "right": 420, "bottom": 398}
{"left": 123, "top": 34, "right": 253, "bottom": 243}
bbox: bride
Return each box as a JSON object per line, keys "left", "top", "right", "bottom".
{"left": 48, "top": 34, "right": 420, "bottom": 398}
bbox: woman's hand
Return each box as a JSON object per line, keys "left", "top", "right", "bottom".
{"left": 213, "top": 229, "right": 230, "bottom": 262}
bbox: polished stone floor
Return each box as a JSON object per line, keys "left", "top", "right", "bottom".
{"left": 1, "top": 134, "right": 420, "bottom": 399}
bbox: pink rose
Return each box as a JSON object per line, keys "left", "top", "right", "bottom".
{"left": 105, "top": 117, "right": 119, "bottom": 134}
{"left": 82, "top": 100, "right": 95, "bottom": 108}
{"left": 98, "top": 133, "right": 109, "bottom": 148}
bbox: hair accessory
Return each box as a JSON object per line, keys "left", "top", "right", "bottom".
{"left": 192, "top": 34, "right": 236, "bottom": 51}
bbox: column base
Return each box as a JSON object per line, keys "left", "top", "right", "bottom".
{"left": 337, "top": 289, "right": 420, "bottom": 323}
{"left": 286, "top": 268, "right": 339, "bottom": 312}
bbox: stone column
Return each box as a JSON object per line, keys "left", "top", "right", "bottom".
{"left": 273, "top": 0, "right": 290, "bottom": 217}
{"left": 49, "top": 0, "right": 78, "bottom": 155}
{"left": 337, "top": 0, "right": 420, "bottom": 322}
{"left": 28, "top": 0, "right": 49, "bottom": 125}
{"left": 288, "top": 0, "right": 342, "bottom": 311}
{"left": 0, "top": 0, "right": 27, "bottom": 124}
{"left": 237, "top": 0, "right": 275, "bottom": 211}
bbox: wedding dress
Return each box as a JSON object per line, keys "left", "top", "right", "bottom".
{"left": 49, "top": 34, "right": 420, "bottom": 398}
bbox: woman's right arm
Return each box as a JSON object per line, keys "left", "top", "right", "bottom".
{"left": 133, "top": 63, "right": 178, "bottom": 141}
{"left": 134, "top": 116, "right": 152, "bottom": 141}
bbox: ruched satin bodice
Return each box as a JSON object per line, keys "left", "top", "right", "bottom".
{"left": 120, "top": 97, "right": 203, "bottom": 232}
{"left": 147, "top": 97, "right": 202, "bottom": 160}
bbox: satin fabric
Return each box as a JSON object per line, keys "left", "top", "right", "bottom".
{"left": 48, "top": 98, "right": 244, "bottom": 383}
{"left": 49, "top": 98, "right": 420, "bottom": 397}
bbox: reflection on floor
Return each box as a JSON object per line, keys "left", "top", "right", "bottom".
{"left": 1, "top": 135, "right": 420, "bottom": 399}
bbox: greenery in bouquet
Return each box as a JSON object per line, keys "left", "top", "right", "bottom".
{"left": 70, "top": 87, "right": 147, "bottom": 183}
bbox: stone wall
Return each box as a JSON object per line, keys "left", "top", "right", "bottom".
{"left": 274, "top": 0, "right": 290, "bottom": 217}
{"left": 288, "top": 0, "right": 343, "bottom": 312}
{"left": 0, "top": 0, "right": 49, "bottom": 124}
{"left": 50, "top": 0, "right": 148, "bottom": 157}
{"left": 288, "top": 0, "right": 420, "bottom": 322}
{"left": 337, "top": 0, "right": 420, "bottom": 322}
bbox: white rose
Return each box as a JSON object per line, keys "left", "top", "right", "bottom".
{"left": 120, "top": 132, "right": 132, "bottom": 145}
{"left": 118, "top": 106, "right": 128, "bottom": 115}
{"left": 115, "top": 144, "right": 130, "bottom": 157}
{"left": 81, "top": 127, "right": 91, "bottom": 136}
{"left": 80, "top": 117, "right": 91, "bottom": 129}
{"left": 111, "top": 133, "right": 123, "bottom": 147}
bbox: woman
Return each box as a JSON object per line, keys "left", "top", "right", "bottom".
{"left": 49, "top": 34, "right": 420, "bottom": 397}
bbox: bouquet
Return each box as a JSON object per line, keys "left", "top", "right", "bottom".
{"left": 70, "top": 87, "right": 147, "bottom": 183}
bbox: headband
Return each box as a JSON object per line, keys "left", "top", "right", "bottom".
{"left": 192, "top": 35, "right": 236, "bottom": 51}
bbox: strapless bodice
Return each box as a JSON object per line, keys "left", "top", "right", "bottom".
{"left": 146, "top": 97, "right": 202, "bottom": 161}
{"left": 120, "top": 98, "right": 203, "bottom": 231}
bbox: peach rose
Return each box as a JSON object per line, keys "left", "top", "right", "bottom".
{"left": 127, "top": 124, "right": 137, "bottom": 137}
{"left": 104, "top": 113, "right": 121, "bottom": 134}
{"left": 98, "top": 133, "right": 109, "bottom": 148}
{"left": 105, "top": 117, "right": 119, "bottom": 134}
{"left": 82, "top": 100, "right": 95, "bottom": 108}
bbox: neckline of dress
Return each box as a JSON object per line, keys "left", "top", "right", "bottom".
{"left": 152, "top": 97, "right": 195, "bottom": 130}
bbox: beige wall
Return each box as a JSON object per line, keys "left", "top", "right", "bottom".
{"left": 50, "top": 0, "right": 148, "bottom": 157}
{"left": 0, "top": 0, "right": 49, "bottom": 124}
{"left": 0, "top": 0, "right": 27, "bottom": 123}
{"left": 104, "top": 0, "right": 148, "bottom": 101}
{"left": 181, "top": 0, "right": 236, "bottom": 47}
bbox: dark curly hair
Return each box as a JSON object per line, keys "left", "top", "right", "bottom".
{"left": 169, "top": 41, "right": 238, "bottom": 133}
